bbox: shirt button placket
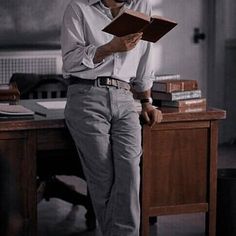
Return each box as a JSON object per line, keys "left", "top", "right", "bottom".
{"left": 114, "top": 54, "right": 120, "bottom": 75}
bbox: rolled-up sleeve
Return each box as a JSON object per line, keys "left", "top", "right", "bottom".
{"left": 131, "top": 40, "right": 155, "bottom": 92}
{"left": 61, "top": 4, "right": 102, "bottom": 73}
{"left": 130, "top": 3, "right": 154, "bottom": 92}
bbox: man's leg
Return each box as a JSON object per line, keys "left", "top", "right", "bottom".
{"left": 105, "top": 88, "right": 142, "bottom": 236}
{"left": 65, "top": 84, "right": 115, "bottom": 233}
{"left": 65, "top": 85, "right": 142, "bottom": 235}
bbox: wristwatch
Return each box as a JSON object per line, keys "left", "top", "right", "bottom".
{"left": 140, "top": 97, "right": 153, "bottom": 104}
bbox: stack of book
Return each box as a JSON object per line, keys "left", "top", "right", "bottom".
{"left": 0, "top": 103, "right": 34, "bottom": 120}
{"left": 151, "top": 76, "right": 206, "bottom": 113}
{"left": 0, "top": 83, "right": 20, "bottom": 104}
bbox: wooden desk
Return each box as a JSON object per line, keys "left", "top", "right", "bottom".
{"left": 0, "top": 100, "right": 225, "bottom": 236}
{"left": 141, "top": 107, "right": 226, "bottom": 236}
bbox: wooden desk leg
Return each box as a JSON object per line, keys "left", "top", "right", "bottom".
{"left": 141, "top": 126, "right": 152, "bottom": 236}
{"left": 0, "top": 130, "right": 37, "bottom": 236}
{"left": 26, "top": 131, "right": 37, "bottom": 236}
{"left": 141, "top": 214, "right": 149, "bottom": 236}
{"left": 206, "top": 121, "right": 218, "bottom": 236}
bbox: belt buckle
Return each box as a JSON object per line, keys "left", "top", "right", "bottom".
{"left": 98, "top": 77, "right": 112, "bottom": 88}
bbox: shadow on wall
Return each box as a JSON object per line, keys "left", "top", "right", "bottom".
{"left": 0, "top": 0, "right": 70, "bottom": 47}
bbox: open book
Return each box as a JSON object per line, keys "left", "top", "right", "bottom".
{"left": 102, "top": 8, "right": 177, "bottom": 43}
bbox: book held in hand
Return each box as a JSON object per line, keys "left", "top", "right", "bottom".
{"left": 102, "top": 8, "right": 177, "bottom": 43}
{"left": 152, "top": 79, "right": 198, "bottom": 93}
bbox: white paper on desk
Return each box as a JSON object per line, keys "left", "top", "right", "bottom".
{"left": 37, "top": 101, "right": 67, "bottom": 110}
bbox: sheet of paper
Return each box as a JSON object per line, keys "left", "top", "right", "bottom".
{"left": 37, "top": 101, "right": 66, "bottom": 110}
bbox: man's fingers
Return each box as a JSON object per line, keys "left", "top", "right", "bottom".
{"left": 127, "top": 35, "right": 142, "bottom": 48}
{"left": 126, "top": 32, "right": 143, "bottom": 41}
{"left": 150, "top": 110, "right": 159, "bottom": 128}
{"left": 110, "top": 32, "right": 143, "bottom": 52}
{"left": 156, "top": 109, "right": 163, "bottom": 123}
{"left": 148, "top": 109, "right": 163, "bottom": 128}
{"left": 141, "top": 111, "right": 151, "bottom": 125}
{"left": 132, "top": 35, "right": 142, "bottom": 43}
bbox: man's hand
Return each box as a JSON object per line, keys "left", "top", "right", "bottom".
{"left": 93, "top": 32, "right": 142, "bottom": 63}
{"left": 141, "top": 103, "right": 163, "bottom": 128}
{"left": 107, "top": 32, "right": 143, "bottom": 52}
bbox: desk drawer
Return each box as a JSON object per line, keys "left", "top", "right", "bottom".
{"left": 37, "top": 128, "right": 74, "bottom": 151}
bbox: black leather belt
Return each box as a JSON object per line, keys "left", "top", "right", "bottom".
{"left": 69, "top": 76, "right": 130, "bottom": 91}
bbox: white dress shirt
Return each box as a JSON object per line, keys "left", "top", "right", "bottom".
{"left": 61, "top": 0, "right": 154, "bottom": 92}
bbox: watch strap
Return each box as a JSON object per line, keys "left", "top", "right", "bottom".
{"left": 140, "top": 97, "right": 153, "bottom": 104}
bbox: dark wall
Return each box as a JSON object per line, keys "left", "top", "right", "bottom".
{"left": 0, "top": 0, "right": 70, "bottom": 49}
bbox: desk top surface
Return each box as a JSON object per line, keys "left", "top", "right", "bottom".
{"left": 0, "top": 99, "right": 226, "bottom": 131}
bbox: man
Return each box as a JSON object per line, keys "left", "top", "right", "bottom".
{"left": 61, "top": 0, "right": 162, "bottom": 235}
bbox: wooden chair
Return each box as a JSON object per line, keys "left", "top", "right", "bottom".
{"left": 10, "top": 73, "right": 96, "bottom": 230}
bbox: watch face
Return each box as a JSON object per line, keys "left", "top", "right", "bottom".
{"left": 149, "top": 97, "right": 153, "bottom": 104}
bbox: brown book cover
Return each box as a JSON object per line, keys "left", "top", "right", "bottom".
{"left": 160, "top": 105, "right": 206, "bottom": 113}
{"left": 152, "top": 90, "right": 202, "bottom": 101}
{"left": 102, "top": 8, "right": 177, "bottom": 43}
{"left": 0, "top": 83, "right": 20, "bottom": 102}
{"left": 152, "top": 79, "right": 198, "bottom": 93}
{"left": 161, "top": 98, "right": 207, "bottom": 108}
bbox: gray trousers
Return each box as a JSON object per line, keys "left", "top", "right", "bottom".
{"left": 65, "top": 83, "right": 142, "bottom": 236}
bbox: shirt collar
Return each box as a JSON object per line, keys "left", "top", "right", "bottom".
{"left": 88, "top": 0, "right": 133, "bottom": 6}
{"left": 88, "top": 0, "right": 100, "bottom": 6}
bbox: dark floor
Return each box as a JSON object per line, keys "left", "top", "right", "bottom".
{"left": 38, "top": 144, "right": 236, "bottom": 236}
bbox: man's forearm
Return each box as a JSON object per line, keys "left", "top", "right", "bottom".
{"left": 133, "top": 89, "right": 151, "bottom": 100}
{"left": 93, "top": 43, "right": 114, "bottom": 64}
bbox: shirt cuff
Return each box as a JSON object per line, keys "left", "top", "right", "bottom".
{"left": 131, "top": 76, "right": 153, "bottom": 92}
{"left": 81, "top": 45, "right": 104, "bottom": 69}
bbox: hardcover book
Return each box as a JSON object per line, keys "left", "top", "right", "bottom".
{"left": 161, "top": 98, "right": 206, "bottom": 108}
{"left": 161, "top": 106, "right": 206, "bottom": 113}
{"left": 0, "top": 104, "right": 34, "bottom": 117}
{"left": 152, "top": 79, "right": 198, "bottom": 93}
{"left": 0, "top": 83, "right": 20, "bottom": 103}
{"left": 102, "top": 8, "right": 177, "bottom": 43}
{"left": 154, "top": 74, "right": 181, "bottom": 81}
{"left": 152, "top": 90, "right": 202, "bottom": 101}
